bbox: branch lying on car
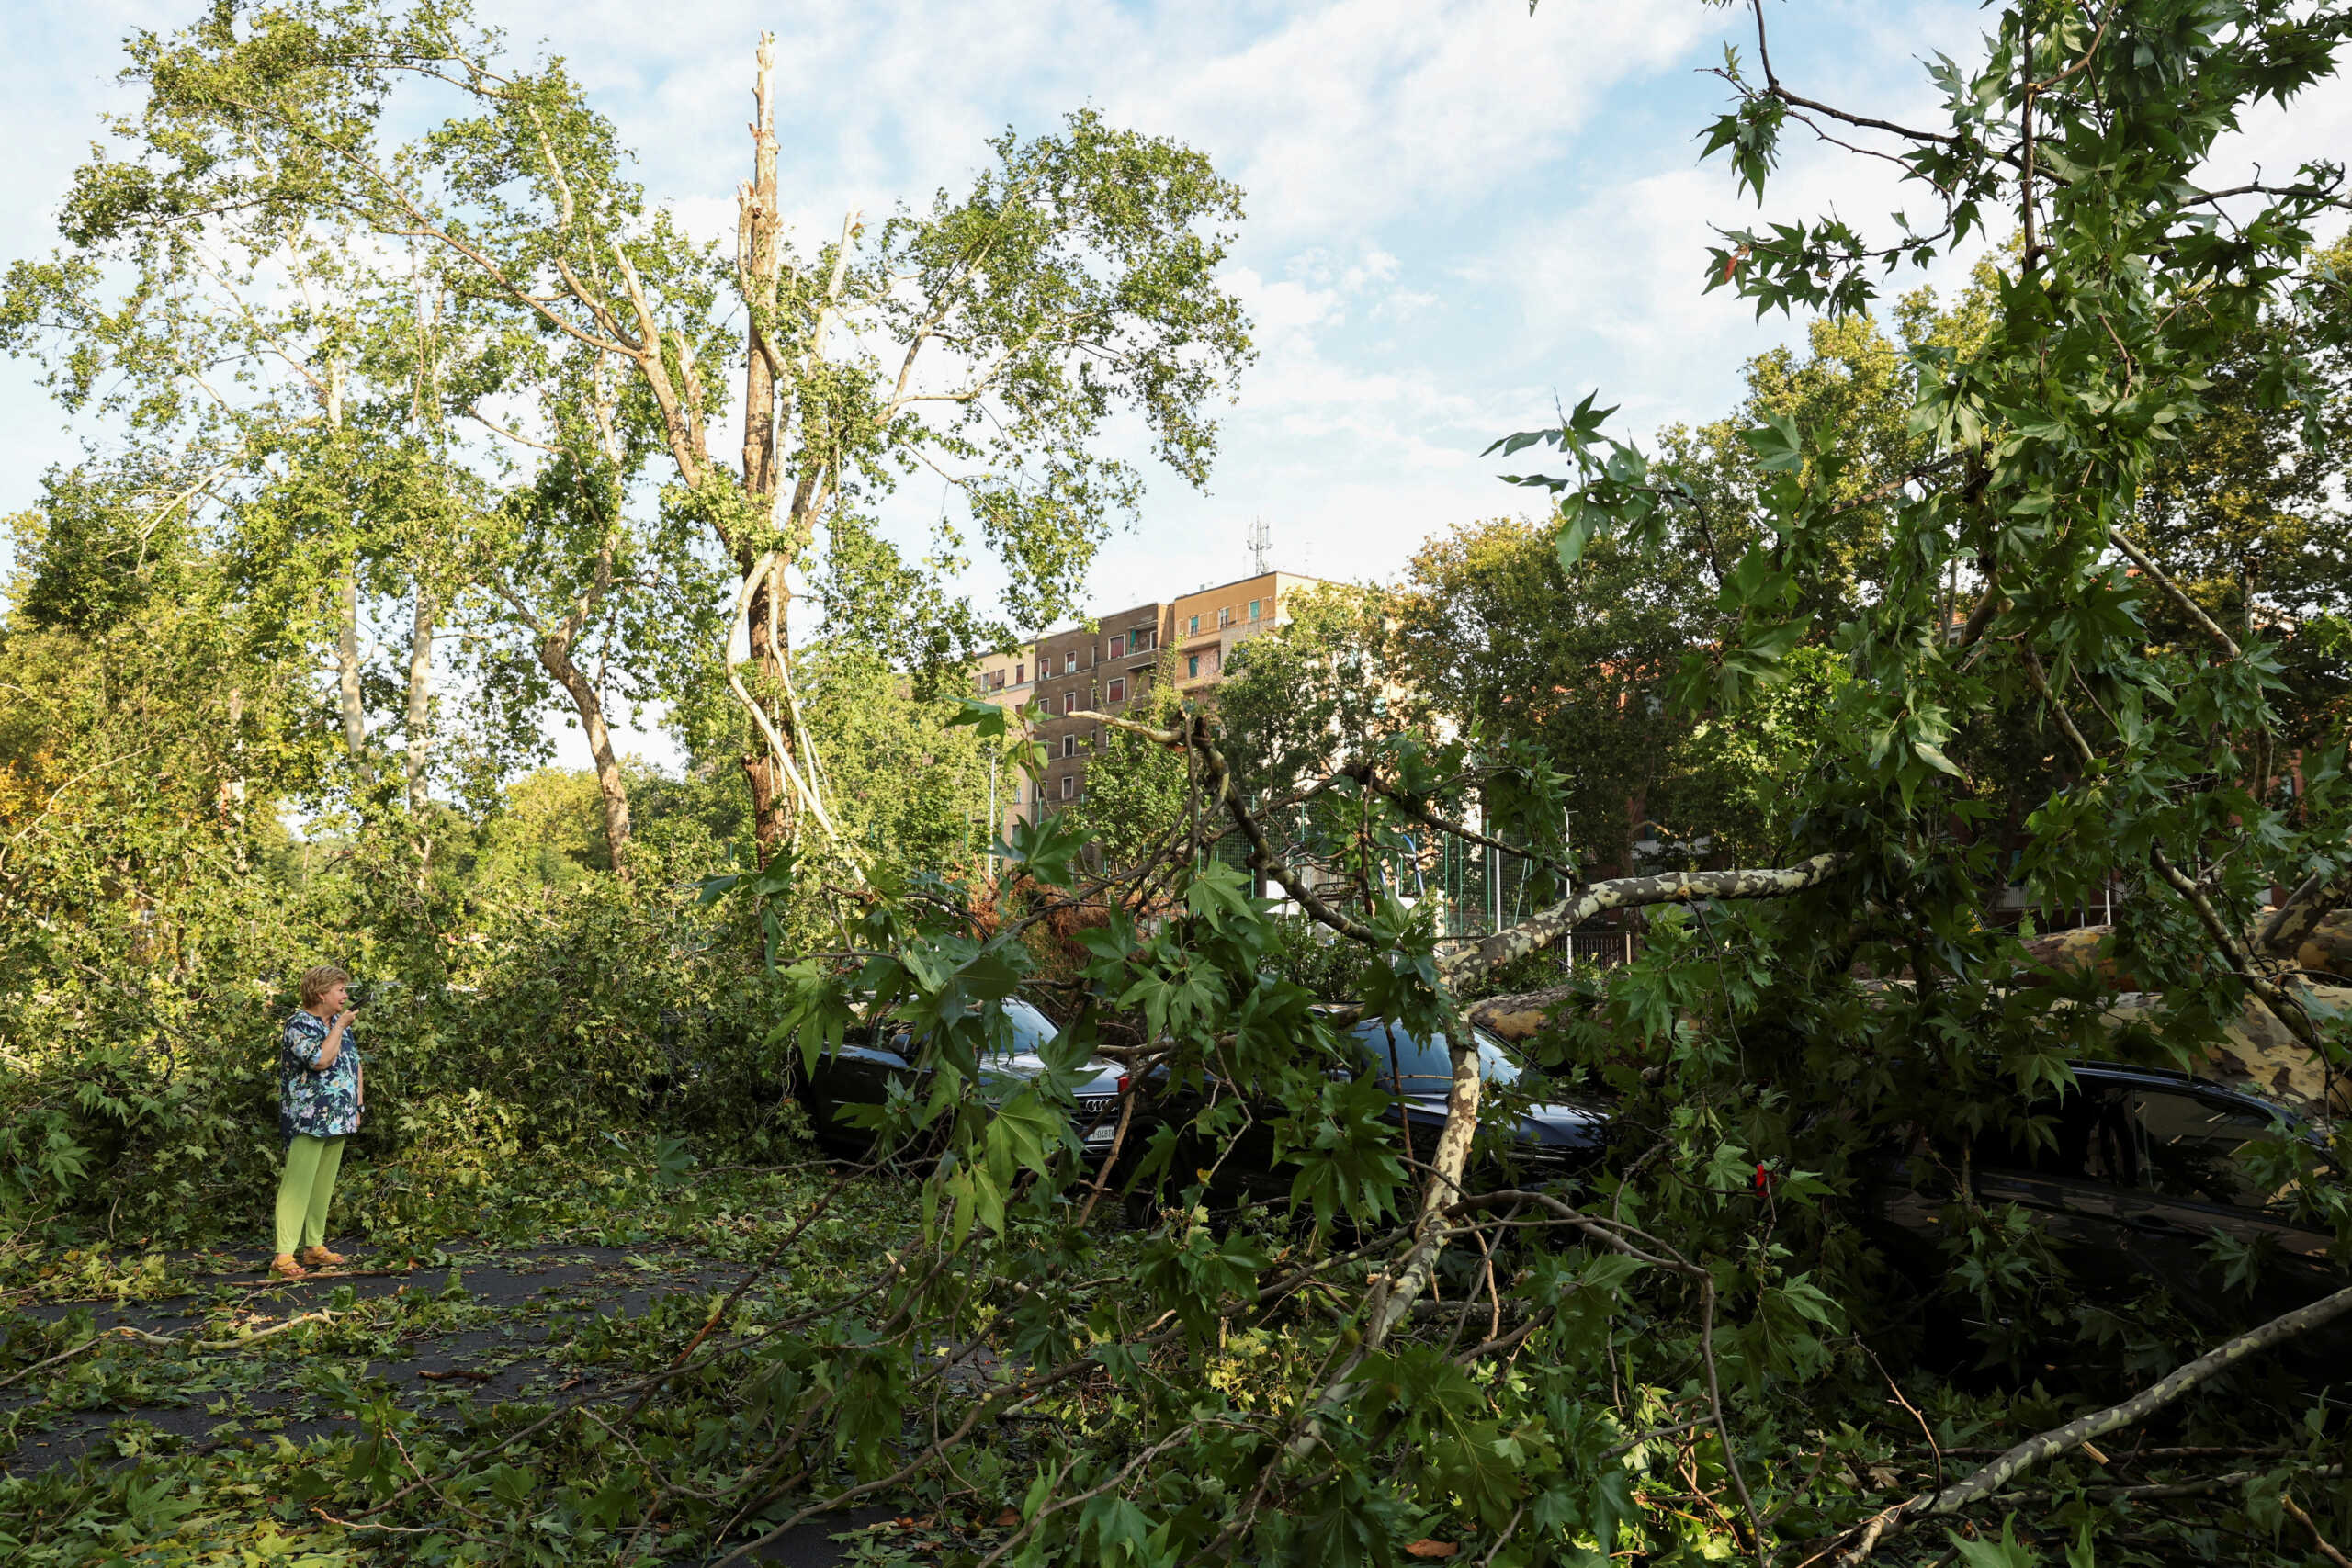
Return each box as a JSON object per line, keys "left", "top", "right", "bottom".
{"left": 2262, "top": 861, "right": 2352, "bottom": 961}
{"left": 1835, "top": 1280, "right": 2352, "bottom": 1565}
{"left": 1075, "top": 709, "right": 1849, "bottom": 987}
{"left": 1437, "top": 855, "right": 1848, "bottom": 985}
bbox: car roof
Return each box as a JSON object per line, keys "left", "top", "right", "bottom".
{"left": 2070, "top": 1061, "right": 2313, "bottom": 1126}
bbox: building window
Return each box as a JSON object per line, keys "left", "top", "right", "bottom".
{"left": 1060, "top": 774, "right": 1076, "bottom": 801}
{"left": 1217, "top": 607, "right": 1231, "bottom": 628}
{"left": 1062, "top": 692, "right": 1078, "bottom": 714}
{"left": 1063, "top": 651, "right": 1077, "bottom": 675}
{"left": 989, "top": 670, "right": 1005, "bottom": 691}
{"left": 1187, "top": 654, "right": 1200, "bottom": 678}
{"left": 1134, "top": 626, "right": 1153, "bottom": 649}
{"left": 1062, "top": 736, "right": 1078, "bottom": 758}
{"left": 1107, "top": 676, "right": 1125, "bottom": 703}
{"left": 1014, "top": 662, "right": 1024, "bottom": 683}
{"left": 1109, "top": 633, "right": 1125, "bottom": 658}
{"left": 1249, "top": 599, "right": 1261, "bottom": 621}
{"left": 1188, "top": 615, "right": 1199, "bottom": 635}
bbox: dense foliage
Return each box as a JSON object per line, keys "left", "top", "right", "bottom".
{"left": 5, "top": 2, "right": 2352, "bottom": 1567}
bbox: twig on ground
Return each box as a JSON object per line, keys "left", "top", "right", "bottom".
{"left": 2283, "top": 1492, "right": 2352, "bottom": 1568}
{"left": 0, "top": 1309, "right": 340, "bottom": 1393}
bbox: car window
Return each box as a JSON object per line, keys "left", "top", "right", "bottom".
{"left": 1351, "top": 1020, "right": 1521, "bottom": 1096}
{"left": 1975, "top": 1084, "right": 2136, "bottom": 1182}
{"left": 875, "top": 998, "right": 1059, "bottom": 1062}
{"left": 2127, "top": 1089, "right": 2282, "bottom": 1209}
{"left": 994, "top": 999, "right": 1057, "bottom": 1060}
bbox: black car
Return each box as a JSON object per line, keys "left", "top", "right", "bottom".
{"left": 1138, "top": 1013, "right": 1609, "bottom": 1203}
{"left": 1863, "top": 1062, "right": 2346, "bottom": 1339}
{"left": 800, "top": 996, "right": 1128, "bottom": 1159}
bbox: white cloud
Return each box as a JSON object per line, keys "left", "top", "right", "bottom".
{"left": 1103, "top": 0, "right": 1708, "bottom": 238}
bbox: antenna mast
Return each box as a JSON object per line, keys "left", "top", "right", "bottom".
{"left": 1246, "top": 516, "right": 1271, "bottom": 575}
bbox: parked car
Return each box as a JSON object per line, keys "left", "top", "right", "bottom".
{"left": 800, "top": 996, "right": 1129, "bottom": 1158}
{"left": 1138, "top": 1012, "right": 1611, "bottom": 1204}
{"left": 1861, "top": 1061, "right": 2346, "bottom": 1344}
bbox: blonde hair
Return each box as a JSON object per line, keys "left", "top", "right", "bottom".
{"left": 298, "top": 965, "right": 351, "bottom": 1009}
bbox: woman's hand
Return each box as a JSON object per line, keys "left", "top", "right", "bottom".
{"left": 314, "top": 1010, "right": 355, "bottom": 1071}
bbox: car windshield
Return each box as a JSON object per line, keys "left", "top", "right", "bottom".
{"left": 994, "top": 998, "right": 1058, "bottom": 1060}
{"left": 878, "top": 998, "right": 1059, "bottom": 1063}
{"left": 1351, "top": 1020, "right": 1522, "bottom": 1096}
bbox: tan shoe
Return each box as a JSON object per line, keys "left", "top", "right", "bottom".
{"left": 300, "top": 1247, "right": 347, "bottom": 1269}
{"left": 269, "top": 1254, "right": 310, "bottom": 1280}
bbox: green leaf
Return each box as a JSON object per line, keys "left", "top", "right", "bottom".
{"left": 1949, "top": 1517, "right": 2040, "bottom": 1568}
{"left": 1556, "top": 499, "right": 1599, "bottom": 569}
{"left": 1912, "top": 739, "right": 1966, "bottom": 778}
{"left": 1739, "top": 411, "right": 1804, "bottom": 472}
{"left": 947, "top": 696, "right": 1011, "bottom": 737}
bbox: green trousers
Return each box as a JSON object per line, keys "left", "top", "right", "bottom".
{"left": 274, "top": 1134, "right": 346, "bottom": 1257}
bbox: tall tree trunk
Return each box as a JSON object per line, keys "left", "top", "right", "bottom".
{"left": 404, "top": 584, "right": 437, "bottom": 813}
{"left": 740, "top": 34, "right": 782, "bottom": 512}
{"left": 735, "top": 36, "right": 796, "bottom": 865}
{"left": 537, "top": 631, "right": 633, "bottom": 881}
{"left": 334, "top": 570, "right": 374, "bottom": 781}
{"left": 741, "top": 566, "right": 796, "bottom": 859}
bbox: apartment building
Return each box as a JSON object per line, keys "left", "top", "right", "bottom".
{"left": 1033, "top": 602, "right": 1172, "bottom": 818}
{"left": 974, "top": 571, "right": 1329, "bottom": 840}
{"left": 971, "top": 646, "right": 1035, "bottom": 706}
{"left": 1169, "top": 572, "right": 1320, "bottom": 700}
{"left": 978, "top": 602, "right": 1173, "bottom": 836}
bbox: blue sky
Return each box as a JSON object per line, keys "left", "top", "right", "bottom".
{"left": 4, "top": 0, "right": 2345, "bottom": 771}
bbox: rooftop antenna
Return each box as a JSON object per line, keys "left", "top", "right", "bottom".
{"left": 1246, "top": 515, "right": 1271, "bottom": 575}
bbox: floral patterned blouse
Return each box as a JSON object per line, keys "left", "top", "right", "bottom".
{"left": 279, "top": 1010, "right": 363, "bottom": 1143}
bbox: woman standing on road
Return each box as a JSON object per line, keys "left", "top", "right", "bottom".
{"left": 272, "top": 965, "right": 364, "bottom": 1280}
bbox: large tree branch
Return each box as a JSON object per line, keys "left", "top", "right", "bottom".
{"left": 1436, "top": 855, "right": 1848, "bottom": 986}
{"left": 1951, "top": 570, "right": 2003, "bottom": 651}
{"left": 605, "top": 241, "right": 711, "bottom": 496}
{"left": 1081, "top": 710, "right": 1848, "bottom": 985}
{"left": 1838, "top": 1280, "right": 2352, "bottom": 1564}
{"left": 1190, "top": 719, "right": 1385, "bottom": 946}
{"left": 2261, "top": 864, "right": 2352, "bottom": 959}
{"left": 2110, "top": 528, "right": 2241, "bottom": 660}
